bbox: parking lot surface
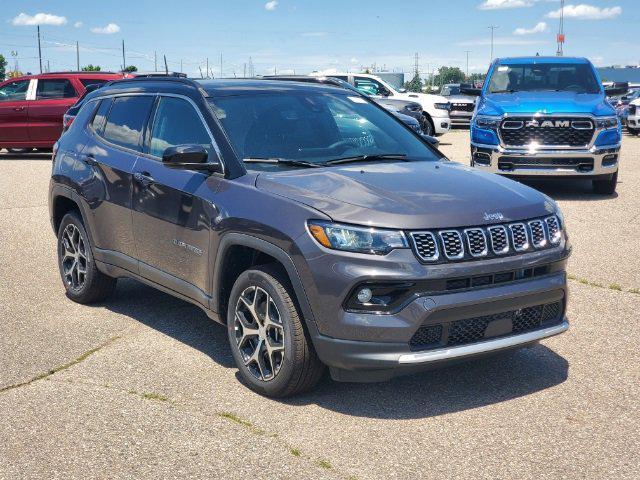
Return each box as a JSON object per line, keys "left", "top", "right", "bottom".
{"left": 1, "top": 132, "right": 639, "bottom": 479}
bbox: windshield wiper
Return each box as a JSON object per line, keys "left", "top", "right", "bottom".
{"left": 490, "top": 89, "right": 518, "bottom": 94}
{"left": 243, "top": 157, "right": 321, "bottom": 168}
{"left": 323, "top": 153, "right": 408, "bottom": 166}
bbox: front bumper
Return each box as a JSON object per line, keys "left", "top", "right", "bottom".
{"left": 431, "top": 111, "right": 451, "bottom": 135}
{"left": 470, "top": 143, "right": 620, "bottom": 177}
{"left": 450, "top": 111, "right": 473, "bottom": 126}
{"left": 627, "top": 115, "right": 640, "bottom": 129}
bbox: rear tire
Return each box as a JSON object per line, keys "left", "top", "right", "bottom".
{"left": 227, "top": 266, "right": 325, "bottom": 397}
{"left": 593, "top": 171, "right": 618, "bottom": 195}
{"left": 57, "top": 211, "right": 117, "bottom": 304}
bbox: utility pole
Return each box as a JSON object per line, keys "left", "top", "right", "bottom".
{"left": 121, "top": 40, "right": 126, "bottom": 71}
{"left": 46, "top": 60, "right": 50, "bottom": 72}
{"left": 37, "top": 26, "right": 43, "bottom": 73}
{"left": 76, "top": 41, "right": 80, "bottom": 70}
{"left": 154, "top": 51, "right": 157, "bottom": 71}
{"left": 180, "top": 59, "right": 183, "bottom": 73}
{"left": 206, "top": 57, "right": 209, "bottom": 78}
{"left": 220, "top": 52, "right": 223, "bottom": 78}
{"left": 243, "top": 63, "right": 246, "bottom": 77}
{"left": 465, "top": 50, "right": 471, "bottom": 79}
{"left": 556, "top": 0, "right": 565, "bottom": 56}
{"left": 488, "top": 26, "right": 499, "bottom": 63}
{"left": 413, "top": 52, "right": 419, "bottom": 77}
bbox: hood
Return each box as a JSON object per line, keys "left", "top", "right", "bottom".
{"left": 480, "top": 91, "right": 615, "bottom": 116}
{"left": 404, "top": 92, "right": 448, "bottom": 104}
{"left": 256, "top": 161, "right": 554, "bottom": 229}
{"left": 447, "top": 94, "right": 476, "bottom": 104}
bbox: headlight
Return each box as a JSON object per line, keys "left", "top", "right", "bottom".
{"left": 434, "top": 102, "right": 450, "bottom": 111}
{"left": 595, "top": 116, "right": 619, "bottom": 129}
{"left": 475, "top": 115, "right": 502, "bottom": 129}
{"left": 307, "top": 221, "right": 408, "bottom": 255}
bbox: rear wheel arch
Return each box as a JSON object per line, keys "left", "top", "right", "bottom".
{"left": 212, "top": 233, "right": 319, "bottom": 335}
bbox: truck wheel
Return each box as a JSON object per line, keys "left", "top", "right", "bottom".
{"left": 421, "top": 114, "right": 435, "bottom": 136}
{"left": 593, "top": 171, "right": 618, "bottom": 195}
{"left": 227, "top": 266, "right": 325, "bottom": 397}
{"left": 57, "top": 211, "right": 117, "bottom": 304}
{"left": 627, "top": 127, "right": 639, "bottom": 136}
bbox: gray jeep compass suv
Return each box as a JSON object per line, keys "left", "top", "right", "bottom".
{"left": 49, "top": 77, "right": 570, "bottom": 397}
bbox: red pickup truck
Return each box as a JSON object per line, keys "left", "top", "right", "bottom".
{"left": 0, "top": 72, "right": 125, "bottom": 152}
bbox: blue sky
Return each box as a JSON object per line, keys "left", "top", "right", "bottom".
{"left": 1, "top": 1, "right": 637, "bottom": 77}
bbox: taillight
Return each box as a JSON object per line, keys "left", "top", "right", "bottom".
{"left": 63, "top": 114, "right": 75, "bottom": 130}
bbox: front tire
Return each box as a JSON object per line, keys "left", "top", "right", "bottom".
{"left": 421, "top": 114, "right": 435, "bottom": 136}
{"left": 593, "top": 171, "right": 618, "bottom": 195}
{"left": 57, "top": 211, "right": 117, "bottom": 303}
{"left": 227, "top": 266, "right": 325, "bottom": 397}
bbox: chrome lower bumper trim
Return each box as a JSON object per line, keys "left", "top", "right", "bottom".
{"left": 397, "top": 319, "right": 569, "bottom": 364}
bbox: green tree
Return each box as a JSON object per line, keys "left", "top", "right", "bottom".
{"left": 403, "top": 72, "right": 423, "bottom": 93}
{"left": 81, "top": 64, "right": 101, "bottom": 72}
{"left": 468, "top": 72, "right": 485, "bottom": 85}
{"left": 434, "top": 66, "right": 465, "bottom": 86}
{"left": 123, "top": 65, "right": 138, "bottom": 72}
{"left": 0, "top": 54, "right": 7, "bottom": 81}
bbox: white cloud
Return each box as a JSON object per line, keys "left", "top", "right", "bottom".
{"left": 350, "top": 57, "right": 358, "bottom": 64}
{"left": 478, "top": 0, "right": 533, "bottom": 10}
{"left": 514, "top": 22, "right": 548, "bottom": 35}
{"left": 91, "top": 23, "right": 120, "bottom": 34}
{"left": 547, "top": 4, "right": 622, "bottom": 20}
{"left": 265, "top": 1, "right": 278, "bottom": 11}
{"left": 74, "top": 21, "right": 83, "bottom": 28}
{"left": 11, "top": 12, "right": 67, "bottom": 26}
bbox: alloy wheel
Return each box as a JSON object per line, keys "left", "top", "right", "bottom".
{"left": 234, "top": 286, "right": 285, "bottom": 381}
{"left": 61, "top": 224, "right": 88, "bottom": 291}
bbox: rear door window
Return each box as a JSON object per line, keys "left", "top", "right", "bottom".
{"left": 36, "top": 79, "right": 77, "bottom": 99}
{"left": 101, "top": 96, "right": 154, "bottom": 151}
{"left": 91, "top": 98, "right": 112, "bottom": 134}
{"left": 0, "top": 80, "right": 30, "bottom": 102}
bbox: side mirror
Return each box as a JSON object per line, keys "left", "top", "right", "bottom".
{"left": 460, "top": 87, "right": 482, "bottom": 97}
{"left": 421, "top": 133, "right": 439, "bottom": 147}
{"left": 398, "top": 88, "right": 407, "bottom": 93}
{"left": 605, "top": 82, "right": 629, "bottom": 97}
{"left": 162, "top": 144, "right": 223, "bottom": 174}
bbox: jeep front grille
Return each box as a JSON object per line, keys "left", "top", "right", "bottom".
{"left": 408, "top": 215, "right": 561, "bottom": 263}
{"left": 499, "top": 116, "right": 595, "bottom": 147}
{"left": 409, "top": 301, "right": 564, "bottom": 350}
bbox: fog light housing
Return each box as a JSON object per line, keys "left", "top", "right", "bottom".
{"left": 344, "top": 282, "right": 415, "bottom": 313}
{"left": 473, "top": 152, "right": 491, "bottom": 166}
{"left": 602, "top": 154, "right": 618, "bottom": 167}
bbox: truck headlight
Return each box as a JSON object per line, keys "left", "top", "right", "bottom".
{"left": 474, "top": 115, "right": 502, "bottom": 129}
{"left": 434, "top": 103, "right": 450, "bottom": 111}
{"left": 595, "top": 116, "right": 619, "bottom": 129}
{"left": 308, "top": 221, "right": 408, "bottom": 255}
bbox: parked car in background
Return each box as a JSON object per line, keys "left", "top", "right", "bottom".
{"left": 469, "top": 57, "right": 624, "bottom": 194}
{"left": 312, "top": 72, "right": 451, "bottom": 136}
{"left": 0, "top": 71, "right": 125, "bottom": 152}
{"left": 50, "top": 77, "right": 569, "bottom": 397}
{"left": 627, "top": 99, "right": 640, "bottom": 135}
{"left": 440, "top": 83, "right": 476, "bottom": 126}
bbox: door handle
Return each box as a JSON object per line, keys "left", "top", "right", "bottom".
{"left": 13, "top": 106, "right": 25, "bottom": 112}
{"left": 134, "top": 171, "right": 155, "bottom": 188}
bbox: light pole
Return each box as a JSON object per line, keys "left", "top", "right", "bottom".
{"left": 465, "top": 50, "right": 471, "bottom": 79}
{"left": 488, "top": 26, "right": 499, "bottom": 63}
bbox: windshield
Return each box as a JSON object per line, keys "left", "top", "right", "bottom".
{"left": 208, "top": 91, "right": 438, "bottom": 169}
{"left": 441, "top": 85, "right": 460, "bottom": 96}
{"left": 487, "top": 63, "right": 601, "bottom": 94}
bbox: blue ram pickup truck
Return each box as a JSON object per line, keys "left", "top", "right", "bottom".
{"left": 469, "top": 57, "right": 623, "bottom": 194}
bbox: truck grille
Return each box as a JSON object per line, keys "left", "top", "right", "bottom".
{"left": 499, "top": 116, "right": 595, "bottom": 147}
{"left": 409, "top": 215, "right": 561, "bottom": 263}
{"left": 451, "top": 102, "right": 475, "bottom": 112}
{"left": 409, "top": 301, "right": 564, "bottom": 350}
{"left": 497, "top": 156, "right": 594, "bottom": 172}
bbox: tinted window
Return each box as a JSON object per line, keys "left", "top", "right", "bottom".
{"left": 102, "top": 96, "right": 154, "bottom": 151}
{"left": 36, "top": 79, "right": 77, "bottom": 99}
{"left": 209, "top": 91, "right": 438, "bottom": 167}
{"left": 354, "top": 77, "right": 387, "bottom": 96}
{"left": 149, "top": 97, "right": 212, "bottom": 158}
{"left": 0, "top": 80, "right": 29, "bottom": 102}
{"left": 80, "top": 79, "right": 109, "bottom": 88}
{"left": 91, "top": 98, "right": 112, "bottom": 133}
{"left": 441, "top": 85, "right": 460, "bottom": 96}
{"left": 487, "top": 63, "right": 600, "bottom": 94}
